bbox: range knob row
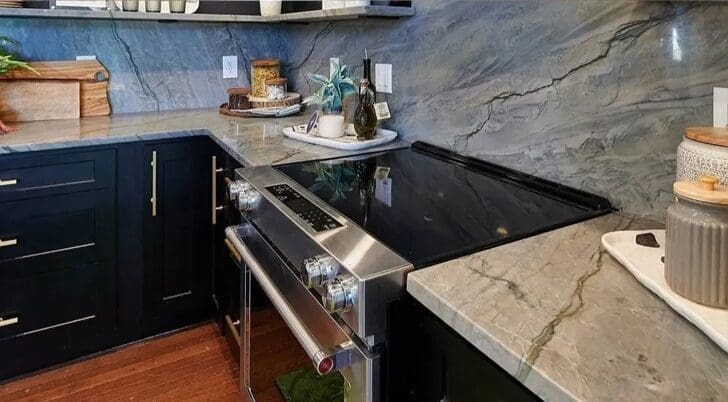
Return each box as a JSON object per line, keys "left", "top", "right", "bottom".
{"left": 301, "top": 255, "right": 340, "bottom": 288}
{"left": 323, "top": 277, "right": 358, "bottom": 314}
{"left": 227, "top": 180, "right": 261, "bottom": 212}
{"left": 302, "top": 254, "right": 357, "bottom": 314}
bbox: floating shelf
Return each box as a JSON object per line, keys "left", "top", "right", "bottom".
{"left": 0, "top": 5, "right": 415, "bottom": 23}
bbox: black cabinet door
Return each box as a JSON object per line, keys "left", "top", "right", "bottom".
{"left": 142, "top": 139, "right": 213, "bottom": 333}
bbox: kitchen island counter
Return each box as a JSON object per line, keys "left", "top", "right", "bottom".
{"left": 0, "top": 108, "right": 408, "bottom": 166}
{"left": 407, "top": 213, "right": 728, "bottom": 401}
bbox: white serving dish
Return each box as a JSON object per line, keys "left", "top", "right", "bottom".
{"left": 602, "top": 230, "right": 727, "bottom": 353}
{"left": 282, "top": 124, "right": 398, "bottom": 151}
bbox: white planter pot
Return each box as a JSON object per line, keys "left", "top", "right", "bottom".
{"left": 260, "top": 0, "right": 282, "bottom": 16}
{"left": 318, "top": 114, "right": 346, "bottom": 138}
{"left": 677, "top": 138, "right": 728, "bottom": 185}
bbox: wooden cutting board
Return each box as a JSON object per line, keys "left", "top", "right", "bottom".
{"left": 0, "top": 60, "right": 110, "bottom": 118}
{"left": 0, "top": 80, "right": 80, "bottom": 122}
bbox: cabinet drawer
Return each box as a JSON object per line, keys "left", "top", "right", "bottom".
{"left": 0, "top": 261, "right": 115, "bottom": 380}
{"left": 0, "top": 149, "right": 115, "bottom": 202}
{"left": 0, "top": 189, "right": 115, "bottom": 272}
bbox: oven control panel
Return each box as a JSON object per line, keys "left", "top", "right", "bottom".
{"left": 265, "top": 184, "right": 343, "bottom": 232}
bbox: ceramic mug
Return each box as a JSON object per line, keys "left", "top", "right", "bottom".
{"left": 318, "top": 114, "right": 345, "bottom": 138}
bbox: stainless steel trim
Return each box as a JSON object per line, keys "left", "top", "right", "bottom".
{"left": 161, "top": 291, "right": 192, "bottom": 301}
{"left": 150, "top": 150, "right": 158, "bottom": 217}
{"left": 0, "top": 178, "right": 18, "bottom": 187}
{"left": 224, "top": 238, "right": 242, "bottom": 264}
{"left": 0, "top": 238, "right": 18, "bottom": 248}
{"left": 0, "top": 317, "right": 19, "bottom": 328}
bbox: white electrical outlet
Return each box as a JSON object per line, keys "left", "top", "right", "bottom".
{"left": 330, "top": 57, "right": 340, "bottom": 77}
{"left": 223, "top": 55, "right": 238, "bottom": 79}
{"left": 76, "top": 55, "right": 97, "bottom": 61}
{"left": 714, "top": 87, "right": 728, "bottom": 127}
{"left": 375, "top": 63, "right": 392, "bottom": 94}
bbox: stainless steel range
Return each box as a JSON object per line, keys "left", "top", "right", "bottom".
{"left": 224, "top": 142, "right": 611, "bottom": 402}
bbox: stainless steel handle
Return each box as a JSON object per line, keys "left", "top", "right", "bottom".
{"left": 227, "top": 230, "right": 356, "bottom": 375}
{"left": 0, "top": 316, "right": 19, "bottom": 328}
{"left": 224, "top": 314, "right": 241, "bottom": 347}
{"left": 0, "top": 238, "right": 18, "bottom": 248}
{"left": 212, "top": 156, "right": 218, "bottom": 225}
{"left": 0, "top": 178, "right": 18, "bottom": 187}
{"left": 150, "top": 150, "right": 157, "bottom": 217}
{"left": 224, "top": 238, "right": 242, "bottom": 264}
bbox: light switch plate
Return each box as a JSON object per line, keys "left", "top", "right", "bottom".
{"left": 714, "top": 87, "right": 728, "bottom": 127}
{"left": 375, "top": 63, "right": 392, "bottom": 94}
{"left": 330, "top": 57, "right": 340, "bottom": 77}
{"left": 76, "top": 55, "right": 97, "bottom": 60}
{"left": 223, "top": 55, "right": 238, "bottom": 79}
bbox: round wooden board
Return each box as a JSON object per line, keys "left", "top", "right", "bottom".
{"left": 248, "top": 92, "right": 301, "bottom": 108}
{"left": 218, "top": 103, "right": 302, "bottom": 118}
{"left": 685, "top": 127, "right": 728, "bottom": 148}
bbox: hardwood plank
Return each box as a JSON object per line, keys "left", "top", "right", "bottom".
{"left": 0, "top": 322, "right": 240, "bottom": 402}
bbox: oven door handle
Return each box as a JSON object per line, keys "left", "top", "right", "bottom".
{"left": 226, "top": 227, "right": 358, "bottom": 376}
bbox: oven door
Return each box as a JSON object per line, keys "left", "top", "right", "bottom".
{"left": 225, "top": 224, "right": 380, "bottom": 402}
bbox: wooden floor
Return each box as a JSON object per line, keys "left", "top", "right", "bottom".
{"left": 0, "top": 322, "right": 240, "bottom": 402}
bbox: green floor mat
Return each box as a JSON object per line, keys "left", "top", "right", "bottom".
{"left": 275, "top": 366, "right": 346, "bottom": 402}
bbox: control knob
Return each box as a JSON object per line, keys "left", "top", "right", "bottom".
{"left": 301, "top": 255, "right": 340, "bottom": 288}
{"left": 323, "top": 277, "right": 357, "bottom": 313}
{"left": 227, "top": 180, "right": 261, "bottom": 212}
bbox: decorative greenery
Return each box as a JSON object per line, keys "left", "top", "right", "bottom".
{"left": 303, "top": 60, "right": 356, "bottom": 113}
{"left": 0, "top": 36, "right": 38, "bottom": 77}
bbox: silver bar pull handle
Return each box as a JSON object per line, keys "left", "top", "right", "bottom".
{"left": 0, "top": 179, "right": 18, "bottom": 187}
{"left": 0, "top": 238, "right": 18, "bottom": 248}
{"left": 0, "top": 317, "right": 19, "bottom": 328}
{"left": 150, "top": 151, "right": 158, "bottom": 217}
{"left": 212, "top": 156, "right": 218, "bottom": 225}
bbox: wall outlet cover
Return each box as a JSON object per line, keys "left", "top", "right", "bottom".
{"left": 223, "top": 55, "right": 238, "bottom": 79}
{"left": 714, "top": 87, "right": 728, "bottom": 127}
{"left": 375, "top": 63, "right": 392, "bottom": 94}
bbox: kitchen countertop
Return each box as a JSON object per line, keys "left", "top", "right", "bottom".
{"left": 407, "top": 213, "right": 728, "bottom": 401}
{"left": 0, "top": 108, "right": 409, "bottom": 166}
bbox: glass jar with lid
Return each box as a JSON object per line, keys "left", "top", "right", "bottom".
{"left": 265, "top": 78, "right": 288, "bottom": 100}
{"left": 250, "top": 59, "right": 280, "bottom": 98}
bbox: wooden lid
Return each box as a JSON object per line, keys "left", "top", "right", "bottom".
{"left": 674, "top": 175, "right": 728, "bottom": 205}
{"left": 265, "top": 77, "right": 287, "bottom": 85}
{"left": 251, "top": 59, "right": 280, "bottom": 67}
{"left": 685, "top": 127, "right": 728, "bottom": 147}
{"left": 227, "top": 87, "right": 250, "bottom": 95}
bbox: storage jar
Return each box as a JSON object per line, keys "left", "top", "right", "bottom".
{"left": 250, "top": 59, "right": 280, "bottom": 98}
{"left": 665, "top": 175, "right": 728, "bottom": 308}
{"left": 265, "top": 77, "right": 287, "bottom": 100}
{"left": 227, "top": 87, "right": 251, "bottom": 110}
{"left": 677, "top": 127, "right": 728, "bottom": 185}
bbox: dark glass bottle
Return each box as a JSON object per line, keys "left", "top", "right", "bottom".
{"left": 354, "top": 79, "right": 378, "bottom": 141}
{"left": 362, "top": 59, "right": 377, "bottom": 101}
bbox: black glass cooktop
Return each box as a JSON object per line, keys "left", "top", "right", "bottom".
{"left": 275, "top": 142, "right": 611, "bottom": 268}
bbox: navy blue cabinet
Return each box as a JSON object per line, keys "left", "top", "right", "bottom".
{"left": 141, "top": 139, "right": 215, "bottom": 334}
{"left": 0, "top": 136, "right": 220, "bottom": 381}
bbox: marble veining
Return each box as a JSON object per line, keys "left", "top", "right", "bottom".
{"left": 407, "top": 213, "right": 728, "bottom": 401}
{"left": 0, "top": 109, "right": 409, "bottom": 166}
{"left": 283, "top": 1, "right": 728, "bottom": 220}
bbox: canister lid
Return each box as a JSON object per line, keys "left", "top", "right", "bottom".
{"left": 674, "top": 175, "right": 728, "bottom": 205}
{"left": 251, "top": 59, "right": 280, "bottom": 67}
{"left": 684, "top": 127, "right": 728, "bottom": 148}
{"left": 227, "top": 87, "right": 250, "bottom": 95}
{"left": 265, "top": 77, "right": 287, "bottom": 85}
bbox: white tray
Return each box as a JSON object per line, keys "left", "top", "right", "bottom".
{"left": 282, "top": 124, "right": 398, "bottom": 151}
{"left": 602, "top": 230, "right": 727, "bottom": 353}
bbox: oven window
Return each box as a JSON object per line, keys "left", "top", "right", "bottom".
{"left": 245, "top": 272, "right": 349, "bottom": 402}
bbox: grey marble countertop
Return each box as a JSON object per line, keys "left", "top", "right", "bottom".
{"left": 0, "top": 108, "right": 409, "bottom": 166}
{"left": 408, "top": 213, "right": 728, "bottom": 401}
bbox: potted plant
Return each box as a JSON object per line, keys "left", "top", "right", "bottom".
{"left": 303, "top": 60, "right": 357, "bottom": 138}
{"left": 0, "top": 36, "right": 37, "bottom": 134}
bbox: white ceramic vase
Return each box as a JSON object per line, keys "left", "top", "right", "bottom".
{"left": 260, "top": 0, "right": 282, "bottom": 16}
{"left": 318, "top": 114, "right": 346, "bottom": 138}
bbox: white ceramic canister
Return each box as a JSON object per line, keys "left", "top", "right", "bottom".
{"left": 259, "top": 0, "right": 282, "bottom": 16}
{"left": 169, "top": 0, "right": 186, "bottom": 13}
{"left": 677, "top": 127, "right": 728, "bottom": 185}
{"left": 665, "top": 175, "right": 728, "bottom": 308}
{"left": 318, "top": 114, "right": 346, "bottom": 138}
{"left": 145, "top": 0, "right": 161, "bottom": 12}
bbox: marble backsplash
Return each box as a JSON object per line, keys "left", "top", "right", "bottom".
{"left": 283, "top": 0, "right": 728, "bottom": 220}
{"left": 1, "top": 17, "right": 284, "bottom": 113}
